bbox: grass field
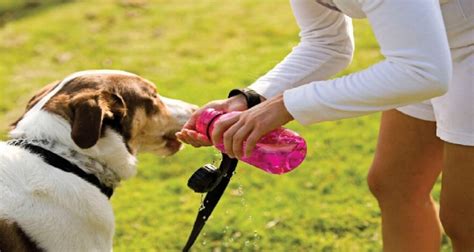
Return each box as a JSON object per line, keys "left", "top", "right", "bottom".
{"left": 0, "top": 0, "right": 450, "bottom": 251}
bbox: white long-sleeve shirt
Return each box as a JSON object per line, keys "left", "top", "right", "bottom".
{"left": 248, "top": 0, "right": 452, "bottom": 124}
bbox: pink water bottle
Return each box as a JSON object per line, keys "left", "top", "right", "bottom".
{"left": 195, "top": 108, "right": 307, "bottom": 174}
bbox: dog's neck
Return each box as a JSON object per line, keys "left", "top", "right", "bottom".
{"left": 9, "top": 110, "right": 137, "bottom": 188}
{"left": 8, "top": 138, "right": 121, "bottom": 190}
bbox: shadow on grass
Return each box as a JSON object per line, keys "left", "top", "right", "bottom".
{"left": 0, "top": 0, "right": 73, "bottom": 27}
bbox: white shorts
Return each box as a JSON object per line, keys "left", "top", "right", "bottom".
{"left": 397, "top": 0, "right": 474, "bottom": 146}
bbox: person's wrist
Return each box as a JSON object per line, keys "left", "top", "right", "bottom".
{"left": 225, "top": 94, "right": 248, "bottom": 111}
{"left": 228, "top": 88, "right": 263, "bottom": 108}
{"left": 276, "top": 94, "right": 293, "bottom": 122}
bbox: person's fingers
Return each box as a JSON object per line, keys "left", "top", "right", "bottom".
{"left": 175, "top": 132, "right": 186, "bottom": 143}
{"left": 231, "top": 124, "right": 253, "bottom": 159}
{"left": 211, "top": 114, "right": 239, "bottom": 146}
{"left": 181, "top": 129, "right": 211, "bottom": 147}
{"left": 188, "top": 130, "right": 212, "bottom": 146}
{"left": 178, "top": 130, "right": 203, "bottom": 147}
{"left": 182, "top": 118, "right": 195, "bottom": 131}
{"left": 176, "top": 131, "right": 196, "bottom": 146}
{"left": 222, "top": 120, "right": 246, "bottom": 158}
{"left": 245, "top": 130, "right": 262, "bottom": 158}
{"left": 177, "top": 130, "right": 200, "bottom": 147}
{"left": 181, "top": 109, "right": 202, "bottom": 131}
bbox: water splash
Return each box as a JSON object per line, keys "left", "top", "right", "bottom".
{"left": 199, "top": 194, "right": 206, "bottom": 211}
{"left": 201, "top": 232, "right": 207, "bottom": 247}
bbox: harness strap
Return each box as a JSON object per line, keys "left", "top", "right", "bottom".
{"left": 8, "top": 140, "right": 114, "bottom": 198}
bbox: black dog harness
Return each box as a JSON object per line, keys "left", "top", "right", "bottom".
{"left": 8, "top": 140, "right": 114, "bottom": 198}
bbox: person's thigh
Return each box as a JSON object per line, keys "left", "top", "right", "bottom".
{"left": 433, "top": 0, "right": 474, "bottom": 146}
{"left": 368, "top": 110, "right": 444, "bottom": 200}
{"left": 439, "top": 143, "right": 474, "bottom": 248}
{"left": 431, "top": 46, "right": 474, "bottom": 146}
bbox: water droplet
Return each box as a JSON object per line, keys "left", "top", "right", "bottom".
{"left": 202, "top": 216, "right": 207, "bottom": 220}
{"left": 199, "top": 194, "right": 206, "bottom": 211}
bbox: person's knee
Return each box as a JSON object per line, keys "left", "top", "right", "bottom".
{"left": 366, "top": 163, "right": 403, "bottom": 203}
{"left": 367, "top": 165, "right": 387, "bottom": 200}
{"left": 439, "top": 207, "right": 474, "bottom": 247}
{"left": 367, "top": 162, "right": 432, "bottom": 205}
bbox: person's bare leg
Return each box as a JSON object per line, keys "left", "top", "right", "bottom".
{"left": 440, "top": 143, "right": 474, "bottom": 252}
{"left": 367, "top": 110, "right": 443, "bottom": 252}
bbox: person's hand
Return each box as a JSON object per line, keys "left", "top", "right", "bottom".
{"left": 211, "top": 94, "right": 293, "bottom": 159}
{"left": 176, "top": 95, "right": 248, "bottom": 147}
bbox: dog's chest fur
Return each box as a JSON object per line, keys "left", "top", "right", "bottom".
{"left": 0, "top": 142, "right": 115, "bottom": 251}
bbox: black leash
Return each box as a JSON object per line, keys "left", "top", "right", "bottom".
{"left": 8, "top": 140, "right": 114, "bottom": 198}
{"left": 182, "top": 154, "right": 238, "bottom": 251}
{"left": 182, "top": 88, "right": 261, "bottom": 252}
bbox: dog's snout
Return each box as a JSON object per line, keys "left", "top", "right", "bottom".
{"left": 160, "top": 96, "right": 197, "bottom": 126}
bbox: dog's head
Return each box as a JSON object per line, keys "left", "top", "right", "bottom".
{"left": 10, "top": 71, "right": 196, "bottom": 178}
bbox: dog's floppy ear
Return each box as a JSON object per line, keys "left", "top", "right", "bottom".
{"left": 70, "top": 93, "right": 104, "bottom": 149}
{"left": 101, "top": 91, "right": 127, "bottom": 120}
{"left": 70, "top": 91, "right": 126, "bottom": 149}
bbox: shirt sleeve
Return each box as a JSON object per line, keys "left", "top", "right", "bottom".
{"left": 248, "top": 0, "right": 354, "bottom": 99}
{"left": 283, "top": 0, "right": 452, "bottom": 125}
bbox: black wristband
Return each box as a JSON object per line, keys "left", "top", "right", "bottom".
{"left": 228, "top": 88, "right": 261, "bottom": 108}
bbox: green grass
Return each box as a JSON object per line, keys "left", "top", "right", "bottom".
{"left": 0, "top": 0, "right": 449, "bottom": 251}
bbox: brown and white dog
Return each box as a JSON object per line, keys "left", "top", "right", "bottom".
{"left": 0, "top": 70, "right": 197, "bottom": 251}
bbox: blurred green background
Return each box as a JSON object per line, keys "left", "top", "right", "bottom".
{"left": 0, "top": 0, "right": 449, "bottom": 251}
